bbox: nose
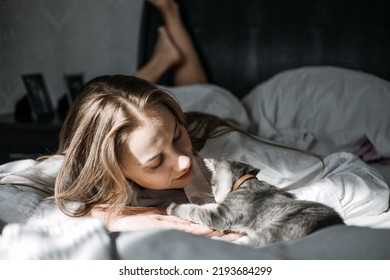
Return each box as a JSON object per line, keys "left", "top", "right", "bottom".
{"left": 174, "top": 154, "right": 191, "bottom": 172}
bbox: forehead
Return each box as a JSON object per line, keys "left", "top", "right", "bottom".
{"left": 126, "top": 106, "right": 176, "bottom": 165}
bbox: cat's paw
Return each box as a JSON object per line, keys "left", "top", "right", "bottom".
{"left": 166, "top": 202, "right": 178, "bottom": 215}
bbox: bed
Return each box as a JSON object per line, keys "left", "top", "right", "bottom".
{"left": 1, "top": 0, "right": 390, "bottom": 260}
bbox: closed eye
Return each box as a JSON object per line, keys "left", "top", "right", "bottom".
{"left": 150, "top": 156, "right": 163, "bottom": 170}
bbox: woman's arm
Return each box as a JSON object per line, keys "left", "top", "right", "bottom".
{"left": 90, "top": 205, "right": 240, "bottom": 240}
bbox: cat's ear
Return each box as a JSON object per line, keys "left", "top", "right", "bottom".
{"left": 239, "top": 161, "right": 260, "bottom": 176}
{"left": 244, "top": 163, "right": 260, "bottom": 176}
{"left": 249, "top": 168, "right": 261, "bottom": 176}
{"left": 203, "top": 158, "right": 216, "bottom": 172}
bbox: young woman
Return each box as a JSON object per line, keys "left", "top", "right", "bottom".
{"left": 53, "top": 74, "right": 244, "bottom": 236}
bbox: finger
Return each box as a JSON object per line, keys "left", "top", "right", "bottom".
{"left": 163, "top": 220, "right": 215, "bottom": 235}
{"left": 157, "top": 214, "right": 192, "bottom": 223}
{"left": 220, "top": 232, "right": 243, "bottom": 241}
{"left": 150, "top": 215, "right": 204, "bottom": 230}
{"left": 153, "top": 214, "right": 217, "bottom": 235}
{"left": 184, "top": 223, "right": 216, "bottom": 235}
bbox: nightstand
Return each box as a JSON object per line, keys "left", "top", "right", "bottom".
{"left": 0, "top": 114, "right": 62, "bottom": 164}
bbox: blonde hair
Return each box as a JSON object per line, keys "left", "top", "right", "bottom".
{"left": 55, "top": 75, "right": 187, "bottom": 217}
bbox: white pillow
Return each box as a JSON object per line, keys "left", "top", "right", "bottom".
{"left": 242, "top": 66, "right": 390, "bottom": 158}
{"left": 164, "top": 83, "right": 251, "bottom": 130}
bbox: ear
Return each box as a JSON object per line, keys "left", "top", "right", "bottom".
{"left": 242, "top": 162, "right": 260, "bottom": 176}
{"left": 250, "top": 168, "right": 260, "bottom": 176}
{"left": 203, "top": 158, "right": 216, "bottom": 172}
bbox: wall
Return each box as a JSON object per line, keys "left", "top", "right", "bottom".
{"left": 0, "top": 0, "right": 144, "bottom": 115}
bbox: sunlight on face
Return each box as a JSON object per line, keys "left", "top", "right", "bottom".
{"left": 121, "top": 106, "right": 194, "bottom": 190}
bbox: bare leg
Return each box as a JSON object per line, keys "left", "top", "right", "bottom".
{"left": 134, "top": 26, "right": 181, "bottom": 83}
{"left": 146, "top": 0, "right": 208, "bottom": 85}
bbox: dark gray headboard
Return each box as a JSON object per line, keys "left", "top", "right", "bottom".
{"left": 138, "top": 0, "right": 390, "bottom": 99}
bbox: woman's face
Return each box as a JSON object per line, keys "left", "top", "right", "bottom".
{"left": 121, "top": 105, "right": 194, "bottom": 190}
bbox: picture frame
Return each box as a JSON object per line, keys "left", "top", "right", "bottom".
{"left": 65, "top": 74, "right": 84, "bottom": 101}
{"left": 22, "top": 73, "right": 54, "bottom": 120}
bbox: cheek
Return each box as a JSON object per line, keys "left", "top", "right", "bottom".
{"left": 132, "top": 170, "right": 172, "bottom": 190}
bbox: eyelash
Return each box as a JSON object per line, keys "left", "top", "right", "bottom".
{"left": 151, "top": 159, "right": 163, "bottom": 170}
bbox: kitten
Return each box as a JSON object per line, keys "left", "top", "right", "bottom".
{"left": 167, "top": 158, "right": 345, "bottom": 247}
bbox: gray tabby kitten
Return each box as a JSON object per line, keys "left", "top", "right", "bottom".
{"left": 167, "top": 158, "right": 345, "bottom": 247}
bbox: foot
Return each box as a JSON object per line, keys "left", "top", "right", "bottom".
{"left": 134, "top": 26, "right": 181, "bottom": 82}
{"left": 147, "top": 0, "right": 179, "bottom": 20}
{"left": 152, "top": 26, "right": 182, "bottom": 68}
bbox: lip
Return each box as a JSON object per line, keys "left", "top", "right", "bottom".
{"left": 176, "top": 166, "right": 193, "bottom": 180}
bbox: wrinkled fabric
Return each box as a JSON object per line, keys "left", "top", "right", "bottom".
{"left": 186, "top": 131, "right": 390, "bottom": 227}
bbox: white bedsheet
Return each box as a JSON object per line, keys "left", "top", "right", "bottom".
{"left": 0, "top": 217, "right": 111, "bottom": 259}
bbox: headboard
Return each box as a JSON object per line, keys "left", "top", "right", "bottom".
{"left": 138, "top": 0, "right": 390, "bottom": 99}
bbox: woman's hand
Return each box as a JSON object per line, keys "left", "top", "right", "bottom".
{"left": 109, "top": 213, "right": 212, "bottom": 233}
{"left": 90, "top": 206, "right": 241, "bottom": 240}
{"left": 111, "top": 214, "right": 242, "bottom": 241}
